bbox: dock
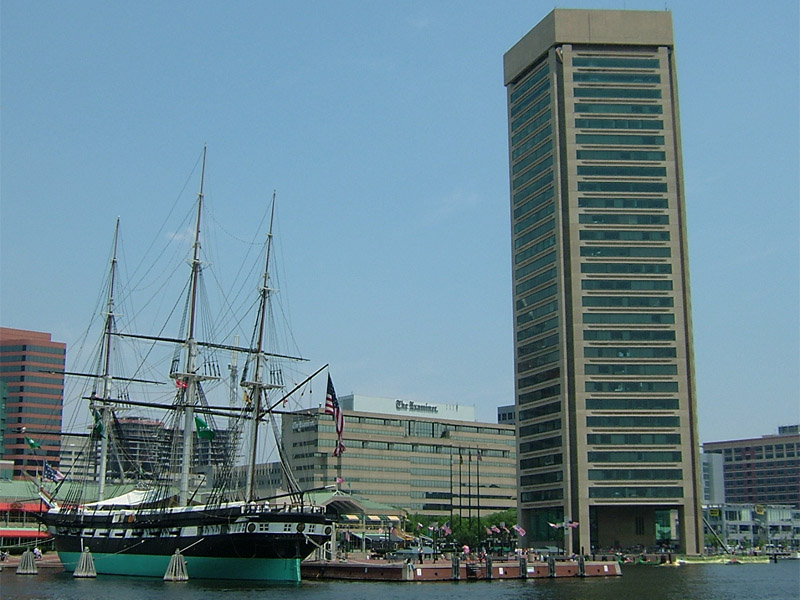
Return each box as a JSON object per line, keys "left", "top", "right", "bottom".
{"left": 302, "top": 556, "right": 621, "bottom": 581}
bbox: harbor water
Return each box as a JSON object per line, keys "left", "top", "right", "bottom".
{"left": 1, "top": 560, "right": 798, "bottom": 600}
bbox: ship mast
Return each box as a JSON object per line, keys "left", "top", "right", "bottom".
{"left": 244, "top": 192, "right": 279, "bottom": 501}
{"left": 96, "top": 217, "right": 120, "bottom": 501}
{"left": 176, "top": 146, "right": 207, "bottom": 506}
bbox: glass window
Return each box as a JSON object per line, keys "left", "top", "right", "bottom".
{"left": 520, "top": 452, "right": 562, "bottom": 469}
{"left": 519, "top": 418, "right": 562, "bottom": 437}
{"left": 521, "top": 470, "right": 563, "bottom": 486}
{"left": 582, "top": 296, "right": 674, "bottom": 308}
{"left": 517, "top": 349, "right": 560, "bottom": 374}
{"left": 583, "top": 329, "right": 676, "bottom": 344}
{"left": 574, "top": 88, "right": 662, "bottom": 99}
{"left": 515, "top": 235, "right": 555, "bottom": 266}
{"left": 576, "top": 118, "right": 663, "bottom": 130}
{"left": 585, "top": 380, "right": 679, "bottom": 392}
{"left": 579, "top": 230, "right": 671, "bottom": 242}
{"left": 518, "top": 401, "right": 561, "bottom": 422}
{"left": 511, "top": 94, "right": 551, "bottom": 133}
{"left": 516, "top": 283, "right": 557, "bottom": 311}
{"left": 513, "top": 154, "right": 553, "bottom": 189}
{"left": 513, "top": 124, "right": 552, "bottom": 161}
{"left": 578, "top": 165, "right": 666, "bottom": 177}
{"left": 515, "top": 204, "right": 555, "bottom": 235}
{"left": 513, "top": 171, "right": 553, "bottom": 205}
{"left": 572, "top": 57, "right": 660, "bottom": 69}
{"left": 514, "top": 219, "right": 555, "bottom": 251}
{"left": 515, "top": 267, "right": 557, "bottom": 295}
{"left": 581, "top": 279, "right": 673, "bottom": 291}
{"left": 517, "top": 317, "right": 559, "bottom": 343}
{"left": 518, "top": 383, "right": 560, "bottom": 405}
{"left": 512, "top": 109, "right": 552, "bottom": 147}
{"left": 587, "top": 433, "right": 681, "bottom": 445}
{"left": 574, "top": 72, "right": 661, "bottom": 84}
{"left": 510, "top": 79, "right": 550, "bottom": 118}
{"left": 583, "top": 346, "right": 676, "bottom": 358}
{"left": 588, "top": 486, "right": 683, "bottom": 498}
{"left": 580, "top": 245, "right": 671, "bottom": 257}
{"left": 589, "top": 451, "right": 682, "bottom": 462}
{"left": 576, "top": 133, "right": 664, "bottom": 145}
{"left": 588, "top": 468, "right": 682, "bottom": 480}
{"left": 510, "top": 63, "right": 549, "bottom": 103}
{"left": 577, "top": 149, "right": 665, "bottom": 161}
{"left": 517, "top": 299, "right": 558, "bottom": 326}
{"left": 519, "top": 436, "right": 562, "bottom": 453}
{"left": 515, "top": 251, "right": 556, "bottom": 279}
{"left": 520, "top": 488, "right": 564, "bottom": 502}
{"left": 514, "top": 186, "right": 554, "bottom": 220}
{"left": 512, "top": 140, "right": 553, "bottom": 176}
{"left": 584, "top": 363, "right": 678, "bottom": 376}
{"left": 581, "top": 262, "right": 672, "bottom": 274}
{"left": 582, "top": 312, "right": 675, "bottom": 325}
{"left": 587, "top": 416, "right": 680, "bottom": 427}
{"left": 586, "top": 398, "right": 679, "bottom": 410}
{"left": 575, "top": 103, "right": 663, "bottom": 114}
{"left": 579, "top": 181, "right": 668, "bottom": 193}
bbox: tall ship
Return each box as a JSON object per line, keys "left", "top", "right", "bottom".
{"left": 37, "top": 148, "right": 334, "bottom": 581}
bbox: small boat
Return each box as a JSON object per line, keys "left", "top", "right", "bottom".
{"left": 38, "top": 149, "right": 333, "bottom": 581}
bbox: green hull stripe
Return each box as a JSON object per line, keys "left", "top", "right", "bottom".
{"left": 58, "top": 551, "right": 301, "bottom": 581}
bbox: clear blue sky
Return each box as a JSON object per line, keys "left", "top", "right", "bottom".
{"left": 1, "top": 0, "right": 798, "bottom": 443}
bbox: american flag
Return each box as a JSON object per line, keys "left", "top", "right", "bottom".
{"left": 44, "top": 461, "right": 66, "bottom": 482}
{"left": 325, "top": 375, "right": 345, "bottom": 456}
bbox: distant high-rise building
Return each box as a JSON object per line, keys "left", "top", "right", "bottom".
{"left": 504, "top": 9, "right": 702, "bottom": 553}
{"left": 0, "top": 327, "right": 66, "bottom": 478}
{"left": 704, "top": 427, "right": 800, "bottom": 509}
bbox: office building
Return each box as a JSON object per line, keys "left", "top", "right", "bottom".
{"left": 282, "top": 394, "right": 517, "bottom": 517}
{"left": 702, "top": 452, "right": 726, "bottom": 505}
{"left": 704, "top": 503, "right": 800, "bottom": 551}
{"left": 504, "top": 9, "right": 702, "bottom": 553}
{"left": 703, "top": 426, "right": 800, "bottom": 508}
{"left": 0, "top": 327, "right": 65, "bottom": 478}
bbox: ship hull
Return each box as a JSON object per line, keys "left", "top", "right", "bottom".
{"left": 41, "top": 502, "right": 333, "bottom": 582}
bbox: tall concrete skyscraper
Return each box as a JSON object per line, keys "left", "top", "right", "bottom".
{"left": 504, "top": 10, "right": 702, "bottom": 554}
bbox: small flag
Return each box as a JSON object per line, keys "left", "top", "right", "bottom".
{"left": 548, "top": 522, "right": 561, "bottom": 529}
{"left": 417, "top": 522, "right": 424, "bottom": 529}
{"left": 486, "top": 527, "right": 493, "bottom": 535}
{"left": 175, "top": 379, "right": 188, "bottom": 389}
{"left": 477, "top": 449, "right": 483, "bottom": 462}
{"left": 325, "top": 375, "right": 345, "bottom": 456}
{"left": 491, "top": 525, "right": 501, "bottom": 533}
{"left": 91, "top": 408, "right": 106, "bottom": 439}
{"left": 441, "top": 523, "right": 452, "bottom": 535}
{"left": 25, "top": 436, "right": 41, "bottom": 449}
{"left": 512, "top": 524, "right": 527, "bottom": 536}
{"left": 336, "top": 477, "right": 344, "bottom": 484}
{"left": 44, "top": 461, "right": 66, "bottom": 482}
{"left": 568, "top": 521, "right": 579, "bottom": 529}
{"left": 194, "top": 416, "right": 215, "bottom": 440}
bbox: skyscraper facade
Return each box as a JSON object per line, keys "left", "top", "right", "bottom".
{"left": 0, "top": 327, "right": 65, "bottom": 478}
{"left": 504, "top": 9, "right": 702, "bottom": 554}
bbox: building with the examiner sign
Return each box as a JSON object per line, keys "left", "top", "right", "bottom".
{"left": 341, "top": 394, "right": 475, "bottom": 421}
{"left": 281, "top": 394, "right": 516, "bottom": 518}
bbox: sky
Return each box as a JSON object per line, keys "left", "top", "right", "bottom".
{"left": 1, "top": 0, "right": 798, "bottom": 445}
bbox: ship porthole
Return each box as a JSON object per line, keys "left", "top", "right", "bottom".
{"left": 324, "top": 526, "right": 332, "bottom": 536}
{"left": 247, "top": 523, "right": 257, "bottom": 533}
{"left": 296, "top": 523, "right": 305, "bottom": 533}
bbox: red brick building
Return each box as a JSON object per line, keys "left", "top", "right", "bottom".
{"left": 0, "top": 327, "right": 65, "bottom": 479}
